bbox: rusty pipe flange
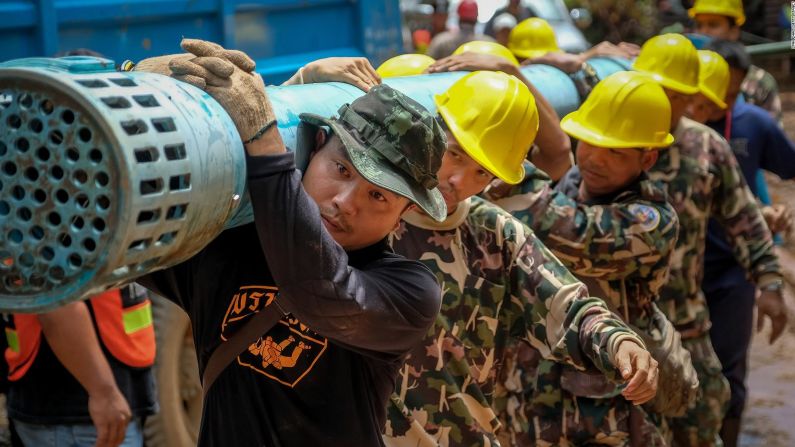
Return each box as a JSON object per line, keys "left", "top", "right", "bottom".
{"left": 0, "top": 63, "right": 245, "bottom": 312}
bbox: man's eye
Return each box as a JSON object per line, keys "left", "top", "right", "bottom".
{"left": 371, "top": 191, "right": 387, "bottom": 202}
{"left": 478, "top": 170, "right": 490, "bottom": 178}
{"left": 336, "top": 162, "right": 349, "bottom": 176}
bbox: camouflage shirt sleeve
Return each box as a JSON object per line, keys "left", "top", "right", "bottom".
{"left": 488, "top": 164, "right": 678, "bottom": 281}
{"left": 742, "top": 65, "right": 783, "bottom": 126}
{"left": 507, "top": 224, "right": 645, "bottom": 382}
{"left": 708, "top": 132, "right": 783, "bottom": 287}
{"left": 757, "top": 89, "right": 782, "bottom": 126}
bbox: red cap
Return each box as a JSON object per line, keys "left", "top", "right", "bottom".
{"left": 457, "top": 0, "right": 478, "bottom": 22}
{"left": 413, "top": 29, "right": 432, "bottom": 46}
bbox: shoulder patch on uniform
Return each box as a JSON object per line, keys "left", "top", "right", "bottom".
{"left": 628, "top": 204, "right": 661, "bottom": 232}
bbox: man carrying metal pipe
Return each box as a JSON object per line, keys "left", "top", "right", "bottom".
{"left": 383, "top": 68, "right": 660, "bottom": 446}
{"left": 132, "top": 38, "right": 450, "bottom": 446}
{"left": 486, "top": 71, "right": 693, "bottom": 447}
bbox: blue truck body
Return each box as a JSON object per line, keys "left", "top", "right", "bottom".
{"left": 0, "top": 0, "right": 404, "bottom": 83}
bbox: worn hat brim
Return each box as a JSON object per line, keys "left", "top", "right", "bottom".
{"left": 299, "top": 113, "right": 447, "bottom": 222}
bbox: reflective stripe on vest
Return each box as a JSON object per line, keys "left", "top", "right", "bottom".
{"left": 4, "top": 314, "right": 42, "bottom": 382}
{"left": 4, "top": 286, "right": 156, "bottom": 381}
{"left": 91, "top": 287, "right": 156, "bottom": 368}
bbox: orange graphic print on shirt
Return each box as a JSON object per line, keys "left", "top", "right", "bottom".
{"left": 221, "top": 285, "right": 328, "bottom": 388}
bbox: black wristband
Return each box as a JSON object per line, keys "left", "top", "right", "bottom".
{"left": 243, "top": 120, "right": 277, "bottom": 145}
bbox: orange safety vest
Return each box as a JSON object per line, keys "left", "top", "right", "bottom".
{"left": 5, "top": 285, "right": 156, "bottom": 381}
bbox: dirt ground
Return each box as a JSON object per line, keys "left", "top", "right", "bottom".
{"left": 739, "top": 83, "right": 795, "bottom": 447}
{"left": 740, "top": 246, "right": 795, "bottom": 447}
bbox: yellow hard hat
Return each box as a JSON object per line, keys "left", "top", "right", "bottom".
{"left": 508, "top": 18, "right": 560, "bottom": 60}
{"left": 697, "top": 50, "right": 729, "bottom": 109}
{"left": 434, "top": 71, "right": 539, "bottom": 184}
{"left": 689, "top": 0, "right": 746, "bottom": 26}
{"left": 632, "top": 33, "right": 700, "bottom": 95}
{"left": 561, "top": 71, "right": 675, "bottom": 149}
{"left": 453, "top": 40, "right": 519, "bottom": 66}
{"left": 376, "top": 54, "right": 435, "bottom": 78}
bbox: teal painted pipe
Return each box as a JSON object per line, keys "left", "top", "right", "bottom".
{"left": 267, "top": 57, "right": 631, "bottom": 162}
{"left": 0, "top": 57, "right": 245, "bottom": 311}
{"left": 745, "top": 41, "right": 795, "bottom": 57}
{"left": 227, "top": 57, "right": 631, "bottom": 226}
{"left": 0, "top": 55, "right": 631, "bottom": 311}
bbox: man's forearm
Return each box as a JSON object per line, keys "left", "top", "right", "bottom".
{"left": 38, "top": 301, "right": 118, "bottom": 395}
{"left": 720, "top": 176, "right": 783, "bottom": 287}
{"left": 509, "top": 67, "right": 572, "bottom": 181}
{"left": 709, "top": 135, "right": 783, "bottom": 288}
{"left": 578, "top": 306, "right": 646, "bottom": 380}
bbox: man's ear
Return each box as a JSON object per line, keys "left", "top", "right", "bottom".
{"left": 728, "top": 25, "right": 741, "bottom": 41}
{"left": 641, "top": 150, "right": 659, "bottom": 171}
{"left": 309, "top": 128, "right": 327, "bottom": 161}
{"left": 396, "top": 204, "right": 418, "bottom": 228}
{"left": 315, "top": 128, "right": 327, "bottom": 147}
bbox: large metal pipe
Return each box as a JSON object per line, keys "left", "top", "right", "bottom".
{"left": 0, "top": 55, "right": 631, "bottom": 311}
{"left": 0, "top": 57, "right": 246, "bottom": 311}
{"left": 745, "top": 41, "right": 795, "bottom": 57}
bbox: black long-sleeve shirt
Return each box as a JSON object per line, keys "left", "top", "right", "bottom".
{"left": 139, "top": 152, "right": 441, "bottom": 446}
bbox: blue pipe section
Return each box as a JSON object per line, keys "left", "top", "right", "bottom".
{"left": 1, "top": 54, "right": 632, "bottom": 166}
{"left": 588, "top": 56, "right": 634, "bottom": 77}
{"left": 225, "top": 57, "right": 632, "bottom": 227}
{"left": 267, "top": 57, "right": 631, "bottom": 156}
{"left": 1, "top": 54, "right": 634, "bottom": 232}
{"left": 0, "top": 55, "right": 633, "bottom": 308}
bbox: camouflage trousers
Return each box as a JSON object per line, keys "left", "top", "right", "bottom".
{"left": 495, "top": 345, "right": 667, "bottom": 447}
{"left": 667, "top": 333, "right": 730, "bottom": 447}
{"left": 510, "top": 396, "right": 667, "bottom": 447}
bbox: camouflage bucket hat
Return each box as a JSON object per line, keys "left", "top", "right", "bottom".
{"left": 299, "top": 84, "right": 448, "bottom": 221}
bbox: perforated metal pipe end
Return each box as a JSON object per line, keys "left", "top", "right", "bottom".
{"left": 0, "top": 58, "right": 245, "bottom": 312}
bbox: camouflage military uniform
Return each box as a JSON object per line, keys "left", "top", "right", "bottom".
{"left": 496, "top": 350, "right": 668, "bottom": 447}
{"left": 486, "top": 164, "right": 679, "bottom": 446}
{"left": 384, "top": 196, "right": 647, "bottom": 447}
{"left": 646, "top": 117, "right": 783, "bottom": 446}
{"left": 741, "top": 65, "right": 782, "bottom": 125}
